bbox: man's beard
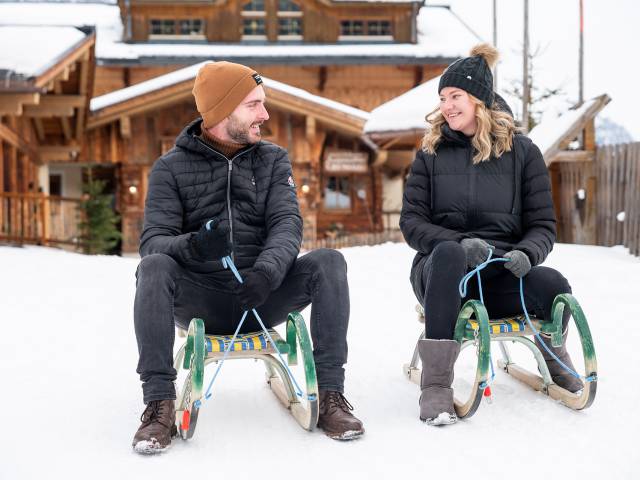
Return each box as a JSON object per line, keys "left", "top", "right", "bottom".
{"left": 226, "top": 114, "right": 260, "bottom": 144}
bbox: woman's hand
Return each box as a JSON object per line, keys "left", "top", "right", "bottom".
{"left": 460, "top": 238, "right": 494, "bottom": 268}
{"left": 504, "top": 250, "right": 532, "bottom": 278}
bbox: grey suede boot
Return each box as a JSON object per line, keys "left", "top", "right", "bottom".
{"left": 535, "top": 330, "right": 584, "bottom": 393}
{"left": 418, "top": 339, "right": 461, "bottom": 426}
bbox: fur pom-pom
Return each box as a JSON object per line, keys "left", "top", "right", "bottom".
{"left": 470, "top": 43, "right": 499, "bottom": 68}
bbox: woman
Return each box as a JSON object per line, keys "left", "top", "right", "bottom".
{"left": 400, "top": 44, "right": 583, "bottom": 426}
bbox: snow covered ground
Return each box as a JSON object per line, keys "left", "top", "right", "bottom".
{"left": 1, "top": 242, "right": 638, "bottom": 479}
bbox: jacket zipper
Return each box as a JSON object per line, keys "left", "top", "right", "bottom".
{"left": 468, "top": 148, "right": 477, "bottom": 230}
{"left": 194, "top": 137, "right": 257, "bottom": 261}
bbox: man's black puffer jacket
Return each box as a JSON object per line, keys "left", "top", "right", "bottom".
{"left": 139, "top": 118, "right": 303, "bottom": 290}
{"left": 400, "top": 124, "right": 556, "bottom": 282}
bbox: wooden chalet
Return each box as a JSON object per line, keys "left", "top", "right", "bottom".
{"left": 0, "top": 25, "right": 96, "bottom": 246}
{"left": 87, "top": 63, "right": 381, "bottom": 252}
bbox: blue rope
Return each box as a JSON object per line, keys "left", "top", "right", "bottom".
{"left": 458, "top": 251, "right": 595, "bottom": 383}
{"left": 197, "top": 254, "right": 311, "bottom": 407}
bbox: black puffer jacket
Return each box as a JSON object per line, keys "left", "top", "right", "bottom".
{"left": 139, "top": 118, "right": 302, "bottom": 290}
{"left": 400, "top": 124, "right": 556, "bottom": 280}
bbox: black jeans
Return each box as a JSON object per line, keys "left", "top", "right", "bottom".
{"left": 411, "top": 241, "right": 571, "bottom": 340}
{"left": 134, "top": 248, "right": 350, "bottom": 403}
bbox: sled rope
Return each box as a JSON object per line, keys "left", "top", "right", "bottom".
{"left": 196, "top": 255, "right": 307, "bottom": 408}
{"left": 459, "top": 251, "right": 595, "bottom": 383}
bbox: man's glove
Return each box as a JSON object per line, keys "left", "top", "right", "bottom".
{"left": 503, "top": 250, "right": 531, "bottom": 278}
{"left": 460, "top": 238, "right": 494, "bottom": 268}
{"left": 190, "top": 219, "right": 231, "bottom": 261}
{"left": 235, "top": 269, "right": 271, "bottom": 311}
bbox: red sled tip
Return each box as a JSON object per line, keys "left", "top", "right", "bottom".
{"left": 181, "top": 410, "right": 191, "bottom": 431}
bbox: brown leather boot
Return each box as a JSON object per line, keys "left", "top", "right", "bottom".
{"left": 317, "top": 391, "right": 364, "bottom": 440}
{"left": 132, "top": 399, "right": 177, "bottom": 454}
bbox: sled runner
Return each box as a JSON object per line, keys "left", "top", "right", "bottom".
{"left": 404, "top": 293, "right": 597, "bottom": 419}
{"left": 173, "top": 311, "right": 319, "bottom": 440}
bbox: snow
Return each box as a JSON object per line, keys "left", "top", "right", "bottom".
{"left": 1, "top": 242, "right": 638, "bottom": 478}
{"left": 0, "top": 26, "right": 87, "bottom": 76}
{"left": 364, "top": 76, "right": 439, "bottom": 133}
{"left": 90, "top": 62, "right": 208, "bottom": 111}
{"left": 528, "top": 97, "right": 598, "bottom": 157}
{"left": 0, "top": 2, "right": 123, "bottom": 59}
{"left": 91, "top": 61, "right": 370, "bottom": 121}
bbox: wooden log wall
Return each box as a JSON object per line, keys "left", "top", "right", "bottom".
{"left": 127, "top": 0, "right": 416, "bottom": 43}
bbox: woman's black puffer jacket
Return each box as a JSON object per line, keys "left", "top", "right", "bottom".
{"left": 400, "top": 124, "right": 556, "bottom": 282}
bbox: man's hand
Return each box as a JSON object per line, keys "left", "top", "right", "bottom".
{"left": 190, "top": 219, "right": 231, "bottom": 261}
{"left": 460, "top": 238, "right": 494, "bottom": 268}
{"left": 235, "top": 269, "right": 271, "bottom": 311}
{"left": 503, "top": 250, "right": 532, "bottom": 278}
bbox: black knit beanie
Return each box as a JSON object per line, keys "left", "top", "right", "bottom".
{"left": 438, "top": 43, "right": 499, "bottom": 108}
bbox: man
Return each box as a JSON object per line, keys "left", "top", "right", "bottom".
{"left": 132, "top": 61, "right": 364, "bottom": 454}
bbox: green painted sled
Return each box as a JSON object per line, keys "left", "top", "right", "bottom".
{"left": 403, "top": 293, "right": 597, "bottom": 419}
{"left": 173, "top": 311, "right": 318, "bottom": 440}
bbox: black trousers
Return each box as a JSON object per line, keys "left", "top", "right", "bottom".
{"left": 134, "top": 248, "right": 350, "bottom": 403}
{"left": 411, "top": 241, "right": 571, "bottom": 340}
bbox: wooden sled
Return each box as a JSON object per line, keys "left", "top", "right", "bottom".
{"left": 174, "top": 311, "right": 318, "bottom": 440}
{"left": 404, "top": 294, "right": 597, "bottom": 419}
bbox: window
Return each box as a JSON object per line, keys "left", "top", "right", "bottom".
{"left": 324, "top": 176, "right": 351, "bottom": 210}
{"left": 149, "top": 18, "right": 204, "bottom": 39}
{"left": 278, "top": 0, "right": 301, "bottom": 12}
{"left": 243, "top": 0, "right": 265, "bottom": 11}
{"left": 277, "top": 0, "right": 302, "bottom": 39}
{"left": 367, "top": 20, "right": 391, "bottom": 36}
{"left": 49, "top": 174, "right": 62, "bottom": 196}
{"left": 243, "top": 18, "right": 266, "bottom": 36}
{"left": 340, "top": 20, "right": 364, "bottom": 37}
{"left": 242, "top": 0, "right": 267, "bottom": 40}
{"left": 339, "top": 19, "right": 392, "bottom": 40}
{"left": 278, "top": 18, "right": 302, "bottom": 36}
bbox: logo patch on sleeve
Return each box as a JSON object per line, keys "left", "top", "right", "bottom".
{"left": 287, "top": 175, "right": 296, "bottom": 188}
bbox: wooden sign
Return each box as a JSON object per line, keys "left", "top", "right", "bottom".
{"left": 325, "top": 151, "right": 368, "bottom": 173}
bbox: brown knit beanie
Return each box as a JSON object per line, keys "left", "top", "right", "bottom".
{"left": 192, "top": 61, "right": 264, "bottom": 129}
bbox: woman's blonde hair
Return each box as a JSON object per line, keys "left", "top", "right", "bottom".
{"left": 421, "top": 94, "right": 517, "bottom": 164}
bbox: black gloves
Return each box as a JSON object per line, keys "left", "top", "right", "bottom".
{"left": 235, "top": 269, "right": 271, "bottom": 311}
{"left": 504, "top": 250, "right": 532, "bottom": 278}
{"left": 460, "top": 238, "right": 494, "bottom": 268}
{"left": 190, "top": 219, "right": 231, "bottom": 261}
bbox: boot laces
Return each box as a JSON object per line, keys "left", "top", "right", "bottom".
{"left": 323, "top": 391, "right": 354, "bottom": 413}
{"left": 140, "top": 401, "right": 171, "bottom": 429}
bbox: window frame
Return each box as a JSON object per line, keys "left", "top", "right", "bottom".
{"left": 338, "top": 18, "right": 393, "bottom": 42}
{"left": 322, "top": 174, "right": 353, "bottom": 212}
{"left": 148, "top": 18, "right": 205, "bottom": 41}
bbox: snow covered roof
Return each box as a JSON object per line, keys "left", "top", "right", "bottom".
{"left": 364, "top": 75, "right": 440, "bottom": 134}
{"left": 89, "top": 61, "right": 369, "bottom": 132}
{"left": 529, "top": 94, "right": 611, "bottom": 161}
{"left": 0, "top": 3, "right": 476, "bottom": 64}
{"left": 0, "top": 25, "right": 89, "bottom": 78}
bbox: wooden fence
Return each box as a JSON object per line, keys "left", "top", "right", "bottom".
{"left": 302, "top": 230, "right": 404, "bottom": 251}
{"left": 553, "top": 142, "right": 640, "bottom": 256}
{"left": 0, "top": 193, "right": 82, "bottom": 248}
{"left": 595, "top": 143, "right": 640, "bottom": 255}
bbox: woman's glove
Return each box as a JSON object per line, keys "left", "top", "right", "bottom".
{"left": 460, "top": 238, "right": 494, "bottom": 268}
{"left": 190, "top": 219, "right": 231, "bottom": 261}
{"left": 503, "top": 250, "right": 532, "bottom": 278}
{"left": 235, "top": 269, "right": 271, "bottom": 311}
